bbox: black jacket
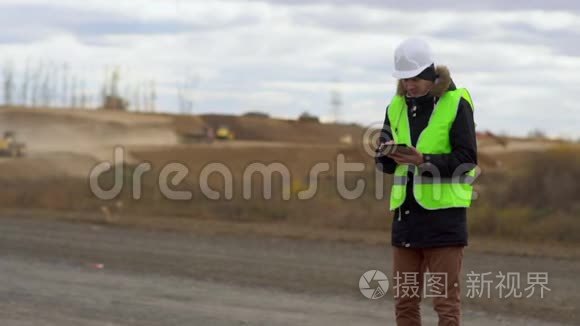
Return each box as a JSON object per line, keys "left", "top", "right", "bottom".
{"left": 376, "top": 66, "right": 478, "bottom": 248}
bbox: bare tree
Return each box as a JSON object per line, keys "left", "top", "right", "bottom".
{"left": 149, "top": 80, "right": 156, "bottom": 112}
{"left": 134, "top": 83, "right": 141, "bottom": 112}
{"left": 142, "top": 81, "right": 150, "bottom": 112}
{"left": 30, "top": 61, "right": 44, "bottom": 107}
{"left": 79, "top": 78, "right": 87, "bottom": 109}
{"left": 20, "top": 59, "right": 31, "bottom": 106}
{"left": 49, "top": 62, "right": 58, "bottom": 107}
{"left": 528, "top": 128, "right": 547, "bottom": 140}
{"left": 3, "top": 61, "right": 14, "bottom": 106}
{"left": 177, "top": 80, "right": 185, "bottom": 114}
{"left": 61, "top": 63, "right": 69, "bottom": 108}
{"left": 70, "top": 75, "right": 78, "bottom": 108}
{"left": 110, "top": 66, "right": 120, "bottom": 97}
{"left": 123, "top": 84, "right": 131, "bottom": 110}
{"left": 41, "top": 65, "right": 51, "bottom": 107}
{"left": 101, "top": 66, "right": 110, "bottom": 107}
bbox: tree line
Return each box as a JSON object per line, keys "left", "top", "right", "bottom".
{"left": 0, "top": 60, "right": 157, "bottom": 112}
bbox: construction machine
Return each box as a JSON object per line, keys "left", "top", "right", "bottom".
{"left": 215, "top": 125, "right": 235, "bottom": 140}
{"left": 0, "top": 131, "right": 26, "bottom": 157}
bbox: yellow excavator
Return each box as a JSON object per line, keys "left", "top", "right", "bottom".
{"left": 0, "top": 131, "right": 26, "bottom": 157}
{"left": 215, "top": 125, "right": 235, "bottom": 140}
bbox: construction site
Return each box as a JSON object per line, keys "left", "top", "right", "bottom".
{"left": 0, "top": 102, "right": 578, "bottom": 325}
{"left": 1, "top": 1, "right": 580, "bottom": 324}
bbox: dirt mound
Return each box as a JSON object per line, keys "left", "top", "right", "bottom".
{"left": 0, "top": 107, "right": 180, "bottom": 179}
{"left": 199, "top": 114, "right": 365, "bottom": 144}
{"left": 0, "top": 107, "right": 179, "bottom": 153}
{"left": 173, "top": 115, "right": 210, "bottom": 136}
{"left": 1, "top": 106, "right": 174, "bottom": 126}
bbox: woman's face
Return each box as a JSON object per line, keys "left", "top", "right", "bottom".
{"left": 401, "top": 77, "right": 434, "bottom": 98}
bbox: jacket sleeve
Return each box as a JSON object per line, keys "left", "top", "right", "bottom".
{"left": 375, "top": 105, "right": 397, "bottom": 174}
{"left": 420, "top": 98, "right": 478, "bottom": 177}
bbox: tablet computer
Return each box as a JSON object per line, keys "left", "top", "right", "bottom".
{"left": 378, "top": 143, "right": 414, "bottom": 156}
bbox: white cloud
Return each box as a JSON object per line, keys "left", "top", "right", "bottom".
{"left": 0, "top": 0, "right": 579, "bottom": 137}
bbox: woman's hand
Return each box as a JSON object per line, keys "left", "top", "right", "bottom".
{"left": 386, "top": 144, "right": 424, "bottom": 166}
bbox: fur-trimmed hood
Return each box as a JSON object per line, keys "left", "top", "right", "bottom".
{"left": 396, "top": 65, "right": 452, "bottom": 98}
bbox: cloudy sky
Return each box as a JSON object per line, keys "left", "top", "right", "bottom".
{"left": 1, "top": 0, "right": 579, "bottom": 138}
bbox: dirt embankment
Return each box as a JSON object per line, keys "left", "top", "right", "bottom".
{"left": 0, "top": 107, "right": 369, "bottom": 178}
{"left": 0, "top": 108, "right": 179, "bottom": 177}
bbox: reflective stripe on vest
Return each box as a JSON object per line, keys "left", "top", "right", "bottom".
{"left": 387, "top": 88, "right": 475, "bottom": 211}
{"left": 393, "top": 175, "right": 475, "bottom": 185}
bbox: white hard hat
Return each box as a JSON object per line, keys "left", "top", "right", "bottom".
{"left": 392, "top": 38, "right": 434, "bottom": 79}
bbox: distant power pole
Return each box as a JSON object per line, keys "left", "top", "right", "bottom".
{"left": 331, "top": 88, "right": 342, "bottom": 123}
{"left": 177, "top": 74, "right": 198, "bottom": 115}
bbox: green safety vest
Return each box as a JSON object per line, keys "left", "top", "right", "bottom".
{"left": 387, "top": 88, "right": 476, "bottom": 211}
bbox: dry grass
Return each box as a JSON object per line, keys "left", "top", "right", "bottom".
{"left": 471, "top": 144, "right": 580, "bottom": 243}
{"left": 1, "top": 144, "right": 579, "bottom": 250}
